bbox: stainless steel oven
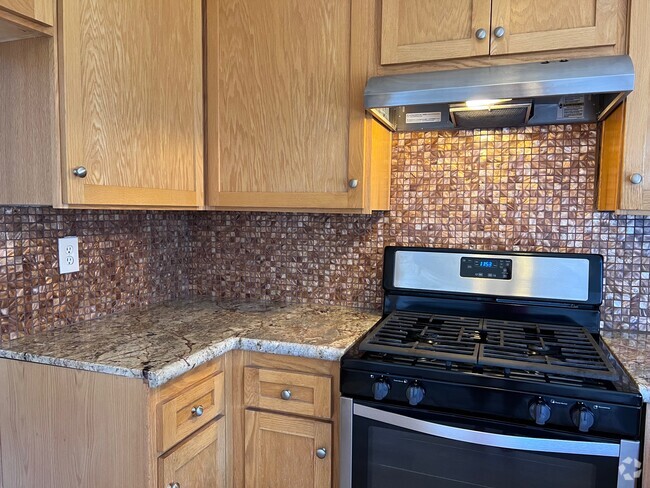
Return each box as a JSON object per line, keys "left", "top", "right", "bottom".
{"left": 340, "top": 398, "right": 641, "bottom": 488}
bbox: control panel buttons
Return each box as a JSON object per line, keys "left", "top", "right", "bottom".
{"left": 406, "top": 383, "right": 426, "bottom": 406}
{"left": 371, "top": 379, "right": 391, "bottom": 401}
{"left": 571, "top": 404, "right": 596, "bottom": 433}
{"left": 528, "top": 398, "right": 552, "bottom": 426}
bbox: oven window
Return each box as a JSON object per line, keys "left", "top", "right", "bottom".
{"left": 352, "top": 415, "right": 619, "bottom": 488}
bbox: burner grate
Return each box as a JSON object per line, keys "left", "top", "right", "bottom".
{"left": 360, "top": 311, "right": 481, "bottom": 365}
{"left": 359, "top": 312, "right": 618, "bottom": 382}
{"left": 480, "top": 320, "right": 617, "bottom": 381}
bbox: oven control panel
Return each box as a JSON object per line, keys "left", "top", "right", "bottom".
{"left": 460, "top": 257, "right": 512, "bottom": 280}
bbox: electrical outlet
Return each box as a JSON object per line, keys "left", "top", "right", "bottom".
{"left": 58, "top": 236, "right": 80, "bottom": 274}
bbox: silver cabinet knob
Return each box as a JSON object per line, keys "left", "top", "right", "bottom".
{"left": 72, "top": 166, "right": 88, "bottom": 178}
{"left": 316, "top": 448, "right": 327, "bottom": 459}
{"left": 475, "top": 28, "right": 487, "bottom": 40}
{"left": 281, "top": 389, "right": 292, "bottom": 400}
{"left": 169, "top": 483, "right": 180, "bottom": 488}
{"left": 191, "top": 405, "right": 204, "bottom": 417}
{"left": 494, "top": 26, "right": 506, "bottom": 38}
{"left": 348, "top": 179, "right": 359, "bottom": 189}
{"left": 630, "top": 173, "right": 644, "bottom": 185}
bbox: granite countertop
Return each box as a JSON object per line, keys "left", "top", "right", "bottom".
{"left": 0, "top": 299, "right": 380, "bottom": 388}
{"left": 602, "top": 331, "right": 650, "bottom": 402}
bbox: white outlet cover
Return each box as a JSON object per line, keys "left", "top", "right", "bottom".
{"left": 58, "top": 236, "right": 80, "bottom": 274}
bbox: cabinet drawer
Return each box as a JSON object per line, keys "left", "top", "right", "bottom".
{"left": 157, "top": 372, "right": 225, "bottom": 452}
{"left": 244, "top": 367, "right": 332, "bottom": 419}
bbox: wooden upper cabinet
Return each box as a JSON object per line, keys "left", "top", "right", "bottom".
{"left": 598, "top": 0, "right": 650, "bottom": 214}
{"left": 58, "top": 0, "right": 204, "bottom": 208}
{"left": 381, "top": 0, "right": 492, "bottom": 64}
{"left": 0, "top": 0, "right": 53, "bottom": 25}
{"left": 378, "top": 0, "right": 626, "bottom": 65}
{"left": 244, "top": 410, "right": 331, "bottom": 488}
{"left": 490, "top": 0, "right": 620, "bottom": 56}
{"left": 0, "top": 0, "right": 53, "bottom": 42}
{"left": 206, "top": 0, "right": 391, "bottom": 212}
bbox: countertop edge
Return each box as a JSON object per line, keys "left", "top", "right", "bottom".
{"left": 601, "top": 335, "right": 650, "bottom": 403}
{"left": 0, "top": 336, "right": 356, "bottom": 389}
{"left": 147, "top": 336, "right": 350, "bottom": 388}
{"left": 0, "top": 349, "right": 145, "bottom": 380}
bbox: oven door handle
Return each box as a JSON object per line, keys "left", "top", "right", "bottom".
{"left": 354, "top": 403, "right": 621, "bottom": 457}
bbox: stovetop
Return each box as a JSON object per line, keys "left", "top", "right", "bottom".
{"left": 360, "top": 311, "right": 618, "bottom": 382}
{"left": 341, "top": 247, "right": 643, "bottom": 439}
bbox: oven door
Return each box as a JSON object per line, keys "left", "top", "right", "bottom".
{"left": 340, "top": 398, "right": 640, "bottom": 488}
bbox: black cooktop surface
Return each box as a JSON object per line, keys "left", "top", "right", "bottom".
{"left": 360, "top": 311, "right": 618, "bottom": 382}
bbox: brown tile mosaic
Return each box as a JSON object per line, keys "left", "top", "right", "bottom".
{"left": 187, "top": 124, "right": 650, "bottom": 331}
{"left": 0, "top": 208, "right": 191, "bottom": 341}
{"left": 1, "top": 124, "right": 649, "bottom": 338}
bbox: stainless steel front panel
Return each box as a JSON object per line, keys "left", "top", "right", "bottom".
{"left": 393, "top": 250, "right": 591, "bottom": 302}
{"left": 340, "top": 397, "right": 353, "bottom": 488}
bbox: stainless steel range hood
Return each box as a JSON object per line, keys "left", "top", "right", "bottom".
{"left": 365, "top": 56, "right": 634, "bottom": 131}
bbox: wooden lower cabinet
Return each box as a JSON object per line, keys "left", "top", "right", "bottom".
{"left": 159, "top": 418, "right": 226, "bottom": 488}
{"left": 244, "top": 410, "right": 332, "bottom": 488}
{"left": 0, "top": 351, "right": 339, "bottom": 488}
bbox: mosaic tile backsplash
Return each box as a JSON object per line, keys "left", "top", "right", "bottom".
{"left": 0, "top": 209, "right": 191, "bottom": 340}
{"left": 1, "top": 124, "right": 649, "bottom": 340}
{"left": 188, "top": 124, "right": 650, "bottom": 330}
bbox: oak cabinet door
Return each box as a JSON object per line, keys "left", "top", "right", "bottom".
{"left": 0, "top": 0, "right": 53, "bottom": 26}
{"left": 206, "top": 0, "right": 375, "bottom": 211}
{"left": 490, "top": 0, "right": 620, "bottom": 55}
{"left": 59, "top": 0, "right": 204, "bottom": 208}
{"left": 598, "top": 0, "right": 650, "bottom": 213}
{"left": 245, "top": 410, "right": 331, "bottom": 488}
{"left": 159, "top": 418, "right": 226, "bottom": 488}
{"left": 380, "top": 0, "right": 492, "bottom": 64}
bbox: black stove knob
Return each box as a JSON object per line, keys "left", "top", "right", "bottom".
{"left": 406, "top": 384, "right": 425, "bottom": 406}
{"left": 571, "top": 404, "right": 595, "bottom": 433}
{"left": 528, "top": 399, "right": 552, "bottom": 426}
{"left": 371, "top": 379, "right": 390, "bottom": 401}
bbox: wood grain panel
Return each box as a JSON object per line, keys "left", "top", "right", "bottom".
{"left": 0, "top": 0, "right": 53, "bottom": 25}
{"left": 158, "top": 372, "right": 225, "bottom": 453}
{"left": 244, "top": 367, "right": 332, "bottom": 419}
{"left": 618, "top": 0, "right": 650, "bottom": 211}
{"left": 159, "top": 418, "right": 226, "bottom": 488}
{"left": 59, "top": 0, "right": 204, "bottom": 207}
{"left": 0, "top": 359, "right": 149, "bottom": 487}
{"left": 491, "top": 0, "right": 620, "bottom": 55}
{"left": 212, "top": 0, "right": 349, "bottom": 194}
{"left": 365, "top": 0, "right": 627, "bottom": 79}
{"left": 367, "top": 116, "right": 392, "bottom": 211}
{"left": 0, "top": 9, "right": 51, "bottom": 41}
{"left": 597, "top": 103, "right": 625, "bottom": 211}
{"left": 381, "top": 0, "right": 491, "bottom": 64}
{"left": 206, "top": 0, "right": 379, "bottom": 211}
{"left": 0, "top": 36, "right": 56, "bottom": 204}
{"left": 244, "top": 410, "right": 331, "bottom": 488}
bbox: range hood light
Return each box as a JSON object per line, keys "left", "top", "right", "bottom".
{"left": 465, "top": 98, "right": 512, "bottom": 109}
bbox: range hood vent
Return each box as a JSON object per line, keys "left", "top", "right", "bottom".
{"left": 365, "top": 56, "right": 634, "bottom": 132}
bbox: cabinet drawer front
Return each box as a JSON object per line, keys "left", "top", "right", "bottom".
{"left": 158, "top": 372, "right": 225, "bottom": 452}
{"left": 244, "top": 367, "right": 332, "bottom": 419}
{"left": 159, "top": 417, "right": 226, "bottom": 488}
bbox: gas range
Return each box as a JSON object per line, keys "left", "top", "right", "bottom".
{"left": 340, "top": 247, "right": 643, "bottom": 488}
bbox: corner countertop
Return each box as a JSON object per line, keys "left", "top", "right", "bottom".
{"left": 0, "top": 299, "right": 381, "bottom": 388}
{"left": 602, "top": 331, "right": 650, "bottom": 402}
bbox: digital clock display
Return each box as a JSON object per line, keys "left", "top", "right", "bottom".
{"left": 460, "top": 257, "right": 512, "bottom": 280}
